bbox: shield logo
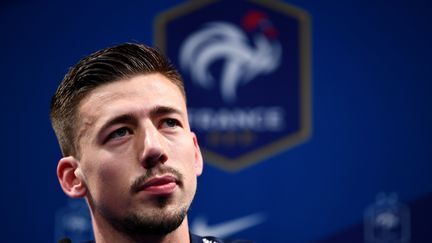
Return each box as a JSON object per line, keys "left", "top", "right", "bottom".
{"left": 155, "top": 0, "right": 311, "bottom": 171}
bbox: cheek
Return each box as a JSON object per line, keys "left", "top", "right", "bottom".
{"left": 169, "top": 137, "right": 197, "bottom": 164}
{"left": 88, "top": 164, "right": 133, "bottom": 210}
{"left": 81, "top": 152, "right": 135, "bottom": 199}
{"left": 175, "top": 140, "right": 201, "bottom": 182}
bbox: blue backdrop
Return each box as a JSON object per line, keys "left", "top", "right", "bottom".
{"left": 1, "top": 0, "right": 431, "bottom": 242}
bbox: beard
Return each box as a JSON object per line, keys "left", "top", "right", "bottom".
{"left": 89, "top": 166, "right": 194, "bottom": 238}
{"left": 104, "top": 202, "right": 189, "bottom": 236}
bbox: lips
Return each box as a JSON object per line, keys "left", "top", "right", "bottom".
{"left": 138, "top": 175, "right": 178, "bottom": 195}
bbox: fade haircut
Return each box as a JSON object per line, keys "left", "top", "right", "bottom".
{"left": 50, "top": 43, "right": 185, "bottom": 158}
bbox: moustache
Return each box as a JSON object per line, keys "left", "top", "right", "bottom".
{"left": 130, "top": 166, "right": 184, "bottom": 193}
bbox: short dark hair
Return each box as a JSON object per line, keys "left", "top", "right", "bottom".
{"left": 50, "top": 43, "right": 184, "bottom": 157}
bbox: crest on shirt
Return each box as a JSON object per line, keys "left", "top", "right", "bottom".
{"left": 155, "top": 0, "right": 311, "bottom": 171}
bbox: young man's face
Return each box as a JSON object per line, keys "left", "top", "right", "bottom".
{"left": 74, "top": 73, "right": 203, "bottom": 233}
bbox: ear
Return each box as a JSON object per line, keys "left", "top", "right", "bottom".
{"left": 57, "top": 156, "right": 87, "bottom": 198}
{"left": 191, "top": 132, "right": 203, "bottom": 176}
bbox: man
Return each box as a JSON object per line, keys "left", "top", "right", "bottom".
{"left": 51, "top": 43, "right": 251, "bottom": 243}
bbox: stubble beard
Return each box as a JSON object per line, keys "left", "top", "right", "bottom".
{"left": 114, "top": 201, "right": 188, "bottom": 236}
{"left": 96, "top": 195, "right": 190, "bottom": 238}
{"left": 90, "top": 167, "right": 195, "bottom": 238}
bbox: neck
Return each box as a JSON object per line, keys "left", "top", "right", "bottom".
{"left": 90, "top": 212, "right": 190, "bottom": 243}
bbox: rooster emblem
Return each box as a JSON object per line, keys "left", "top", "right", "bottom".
{"left": 179, "top": 11, "right": 282, "bottom": 103}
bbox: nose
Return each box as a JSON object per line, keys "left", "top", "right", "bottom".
{"left": 140, "top": 122, "right": 168, "bottom": 169}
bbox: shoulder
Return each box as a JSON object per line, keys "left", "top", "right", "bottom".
{"left": 191, "top": 233, "right": 254, "bottom": 243}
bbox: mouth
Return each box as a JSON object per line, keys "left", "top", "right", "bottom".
{"left": 137, "top": 175, "right": 178, "bottom": 196}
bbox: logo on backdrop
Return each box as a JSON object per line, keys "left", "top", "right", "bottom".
{"left": 54, "top": 199, "right": 93, "bottom": 242}
{"left": 191, "top": 213, "right": 266, "bottom": 239}
{"left": 364, "top": 193, "right": 411, "bottom": 243}
{"left": 155, "top": 0, "right": 311, "bottom": 171}
{"left": 179, "top": 11, "right": 282, "bottom": 103}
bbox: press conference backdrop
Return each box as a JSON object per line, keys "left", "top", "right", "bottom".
{"left": 1, "top": 0, "right": 431, "bottom": 242}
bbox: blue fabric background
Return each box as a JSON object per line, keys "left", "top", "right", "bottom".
{"left": 0, "top": 0, "right": 430, "bottom": 242}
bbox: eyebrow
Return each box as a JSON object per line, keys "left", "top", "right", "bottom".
{"left": 98, "top": 105, "right": 183, "bottom": 133}
{"left": 149, "top": 105, "right": 183, "bottom": 118}
{"left": 98, "top": 114, "right": 137, "bottom": 135}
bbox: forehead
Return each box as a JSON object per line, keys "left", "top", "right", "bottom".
{"left": 77, "top": 73, "right": 187, "bottom": 130}
{"left": 82, "top": 73, "right": 184, "bottom": 106}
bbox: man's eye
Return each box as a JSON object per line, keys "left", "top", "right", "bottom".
{"left": 162, "top": 119, "right": 180, "bottom": 128}
{"left": 108, "top": 127, "right": 131, "bottom": 140}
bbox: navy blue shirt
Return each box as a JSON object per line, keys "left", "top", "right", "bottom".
{"left": 58, "top": 232, "right": 253, "bottom": 243}
{"left": 191, "top": 233, "right": 253, "bottom": 243}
